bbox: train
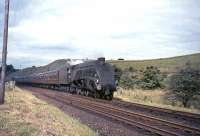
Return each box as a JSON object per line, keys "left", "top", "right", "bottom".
{"left": 13, "top": 58, "right": 116, "bottom": 100}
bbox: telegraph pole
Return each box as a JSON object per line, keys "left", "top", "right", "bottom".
{"left": 0, "top": 0, "right": 10, "bottom": 104}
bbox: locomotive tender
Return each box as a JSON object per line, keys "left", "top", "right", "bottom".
{"left": 14, "top": 58, "right": 116, "bottom": 100}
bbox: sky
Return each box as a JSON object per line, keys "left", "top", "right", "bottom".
{"left": 0, "top": 0, "right": 200, "bottom": 68}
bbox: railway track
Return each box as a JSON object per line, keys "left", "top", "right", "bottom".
{"left": 112, "top": 99, "right": 200, "bottom": 120}
{"left": 28, "top": 87, "right": 200, "bottom": 136}
{"left": 71, "top": 94, "right": 200, "bottom": 128}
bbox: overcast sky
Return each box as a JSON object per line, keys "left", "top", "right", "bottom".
{"left": 0, "top": 0, "right": 200, "bottom": 68}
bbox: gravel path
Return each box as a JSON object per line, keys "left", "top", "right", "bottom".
{"left": 25, "top": 87, "right": 154, "bottom": 136}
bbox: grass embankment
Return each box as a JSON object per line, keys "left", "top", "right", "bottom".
{"left": 114, "top": 89, "right": 200, "bottom": 114}
{"left": 0, "top": 86, "right": 97, "bottom": 136}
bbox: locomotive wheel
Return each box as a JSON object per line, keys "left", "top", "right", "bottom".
{"left": 105, "top": 91, "right": 113, "bottom": 100}
{"left": 83, "top": 90, "right": 87, "bottom": 96}
{"left": 88, "top": 80, "right": 96, "bottom": 91}
{"left": 100, "top": 92, "right": 107, "bottom": 99}
{"left": 85, "top": 90, "right": 89, "bottom": 96}
{"left": 105, "top": 95, "right": 113, "bottom": 100}
{"left": 70, "top": 87, "right": 76, "bottom": 94}
{"left": 94, "top": 92, "right": 100, "bottom": 99}
{"left": 105, "top": 95, "right": 110, "bottom": 100}
{"left": 77, "top": 89, "right": 81, "bottom": 95}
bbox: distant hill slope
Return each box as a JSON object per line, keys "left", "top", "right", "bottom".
{"left": 108, "top": 53, "right": 200, "bottom": 73}
{"left": 7, "top": 53, "right": 200, "bottom": 80}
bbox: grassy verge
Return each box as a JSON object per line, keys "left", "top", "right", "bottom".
{"left": 114, "top": 88, "right": 200, "bottom": 114}
{"left": 0, "top": 86, "right": 97, "bottom": 136}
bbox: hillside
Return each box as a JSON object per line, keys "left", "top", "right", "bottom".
{"left": 108, "top": 53, "right": 200, "bottom": 73}
{"left": 7, "top": 53, "right": 200, "bottom": 79}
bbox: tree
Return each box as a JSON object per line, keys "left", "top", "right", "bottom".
{"left": 169, "top": 64, "right": 200, "bottom": 107}
{"left": 141, "top": 66, "right": 163, "bottom": 89}
{"left": 0, "top": 64, "right": 16, "bottom": 75}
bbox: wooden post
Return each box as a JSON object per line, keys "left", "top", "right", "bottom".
{"left": 0, "top": 0, "right": 10, "bottom": 104}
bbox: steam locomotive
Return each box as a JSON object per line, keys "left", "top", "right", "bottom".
{"left": 13, "top": 58, "right": 116, "bottom": 100}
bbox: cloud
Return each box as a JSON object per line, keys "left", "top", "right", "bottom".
{"left": 0, "top": 0, "right": 200, "bottom": 68}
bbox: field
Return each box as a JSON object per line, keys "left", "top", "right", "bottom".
{"left": 108, "top": 53, "right": 200, "bottom": 73}
{"left": 0, "top": 84, "right": 97, "bottom": 136}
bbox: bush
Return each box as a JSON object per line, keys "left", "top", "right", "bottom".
{"left": 116, "top": 66, "right": 164, "bottom": 90}
{"left": 119, "top": 72, "right": 139, "bottom": 89}
{"left": 168, "top": 64, "right": 200, "bottom": 107}
{"left": 140, "top": 66, "right": 163, "bottom": 89}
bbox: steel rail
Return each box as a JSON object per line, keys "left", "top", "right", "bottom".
{"left": 112, "top": 100, "right": 200, "bottom": 119}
